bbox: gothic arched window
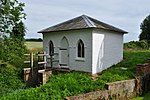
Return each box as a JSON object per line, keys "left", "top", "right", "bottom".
{"left": 77, "top": 39, "right": 84, "bottom": 58}
{"left": 49, "top": 40, "right": 54, "bottom": 56}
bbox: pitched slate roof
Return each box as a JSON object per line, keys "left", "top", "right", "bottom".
{"left": 38, "top": 15, "right": 127, "bottom": 33}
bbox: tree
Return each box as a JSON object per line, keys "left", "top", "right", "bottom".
{"left": 139, "top": 15, "right": 150, "bottom": 45}
{"left": 0, "top": 0, "right": 26, "bottom": 36}
{"left": 0, "top": 0, "right": 27, "bottom": 66}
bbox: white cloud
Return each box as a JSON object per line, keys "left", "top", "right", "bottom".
{"left": 18, "top": 0, "right": 150, "bottom": 42}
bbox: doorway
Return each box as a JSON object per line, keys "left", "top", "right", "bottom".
{"left": 59, "top": 37, "right": 69, "bottom": 68}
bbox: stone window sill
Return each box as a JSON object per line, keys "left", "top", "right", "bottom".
{"left": 75, "top": 57, "right": 85, "bottom": 61}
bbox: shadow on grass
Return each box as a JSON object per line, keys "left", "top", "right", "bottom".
{"left": 143, "top": 92, "right": 150, "bottom": 100}
{"left": 132, "top": 92, "right": 150, "bottom": 100}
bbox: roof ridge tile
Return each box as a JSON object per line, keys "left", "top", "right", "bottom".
{"left": 81, "top": 15, "right": 96, "bottom": 27}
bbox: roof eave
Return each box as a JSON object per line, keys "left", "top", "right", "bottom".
{"left": 38, "top": 29, "right": 47, "bottom": 33}
{"left": 38, "top": 27, "right": 128, "bottom": 34}
{"left": 93, "top": 27, "right": 128, "bottom": 34}
{"left": 38, "top": 27, "right": 95, "bottom": 33}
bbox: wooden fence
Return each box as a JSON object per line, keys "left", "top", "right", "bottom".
{"left": 24, "top": 51, "right": 48, "bottom": 69}
{"left": 23, "top": 52, "right": 52, "bottom": 86}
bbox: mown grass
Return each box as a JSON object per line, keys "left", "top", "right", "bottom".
{"left": 0, "top": 50, "right": 150, "bottom": 100}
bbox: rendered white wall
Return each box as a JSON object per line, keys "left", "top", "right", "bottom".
{"left": 43, "top": 29, "right": 92, "bottom": 73}
{"left": 92, "top": 33, "right": 104, "bottom": 74}
{"left": 43, "top": 28, "right": 124, "bottom": 74}
{"left": 92, "top": 29, "right": 124, "bottom": 74}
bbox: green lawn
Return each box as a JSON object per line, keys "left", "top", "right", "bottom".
{"left": 25, "top": 41, "right": 43, "bottom": 49}
{"left": 0, "top": 50, "right": 150, "bottom": 100}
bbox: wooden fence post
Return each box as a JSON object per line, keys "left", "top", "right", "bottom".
{"left": 37, "top": 51, "right": 48, "bottom": 69}
{"left": 24, "top": 53, "right": 34, "bottom": 77}
{"left": 30, "top": 52, "right": 34, "bottom": 76}
{"left": 37, "top": 52, "right": 40, "bottom": 69}
{"left": 43, "top": 51, "right": 47, "bottom": 69}
{"left": 30, "top": 52, "right": 34, "bottom": 68}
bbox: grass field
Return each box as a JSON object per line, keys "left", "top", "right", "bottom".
{"left": 25, "top": 41, "right": 43, "bottom": 49}
{"left": 1, "top": 50, "right": 150, "bottom": 100}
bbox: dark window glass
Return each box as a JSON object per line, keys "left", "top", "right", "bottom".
{"left": 49, "top": 40, "right": 54, "bottom": 56}
{"left": 77, "top": 40, "right": 84, "bottom": 58}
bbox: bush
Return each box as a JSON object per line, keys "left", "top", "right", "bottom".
{"left": 124, "top": 40, "right": 149, "bottom": 50}
{"left": 0, "top": 60, "right": 25, "bottom": 95}
{"left": 138, "top": 40, "right": 149, "bottom": 49}
{"left": 0, "top": 38, "right": 27, "bottom": 67}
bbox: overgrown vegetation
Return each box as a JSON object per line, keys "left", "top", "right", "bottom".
{"left": 0, "top": 60, "right": 25, "bottom": 95}
{"left": 0, "top": 38, "right": 27, "bottom": 67}
{"left": 1, "top": 50, "right": 150, "bottom": 100}
{"left": 124, "top": 40, "right": 149, "bottom": 50}
{"left": 139, "top": 14, "right": 150, "bottom": 45}
{"left": 0, "top": 0, "right": 27, "bottom": 67}
{"left": 0, "top": 0, "right": 27, "bottom": 97}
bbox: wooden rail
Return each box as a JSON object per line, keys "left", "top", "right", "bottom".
{"left": 24, "top": 52, "right": 48, "bottom": 69}
{"left": 24, "top": 52, "right": 34, "bottom": 76}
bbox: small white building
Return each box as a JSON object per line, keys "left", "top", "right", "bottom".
{"left": 38, "top": 15, "right": 127, "bottom": 74}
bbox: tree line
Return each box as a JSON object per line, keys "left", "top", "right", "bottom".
{"left": 124, "top": 14, "right": 150, "bottom": 49}
{"left": 25, "top": 38, "right": 43, "bottom": 42}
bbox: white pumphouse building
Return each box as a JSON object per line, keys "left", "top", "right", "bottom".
{"left": 38, "top": 15, "right": 127, "bottom": 74}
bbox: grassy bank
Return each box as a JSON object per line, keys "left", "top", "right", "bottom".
{"left": 0, "top": 50, "right": 150, "bottom": 100}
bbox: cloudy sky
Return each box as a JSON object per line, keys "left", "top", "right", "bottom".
{"left": 18, "top": 0, "right": 150, "bottom": 42}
